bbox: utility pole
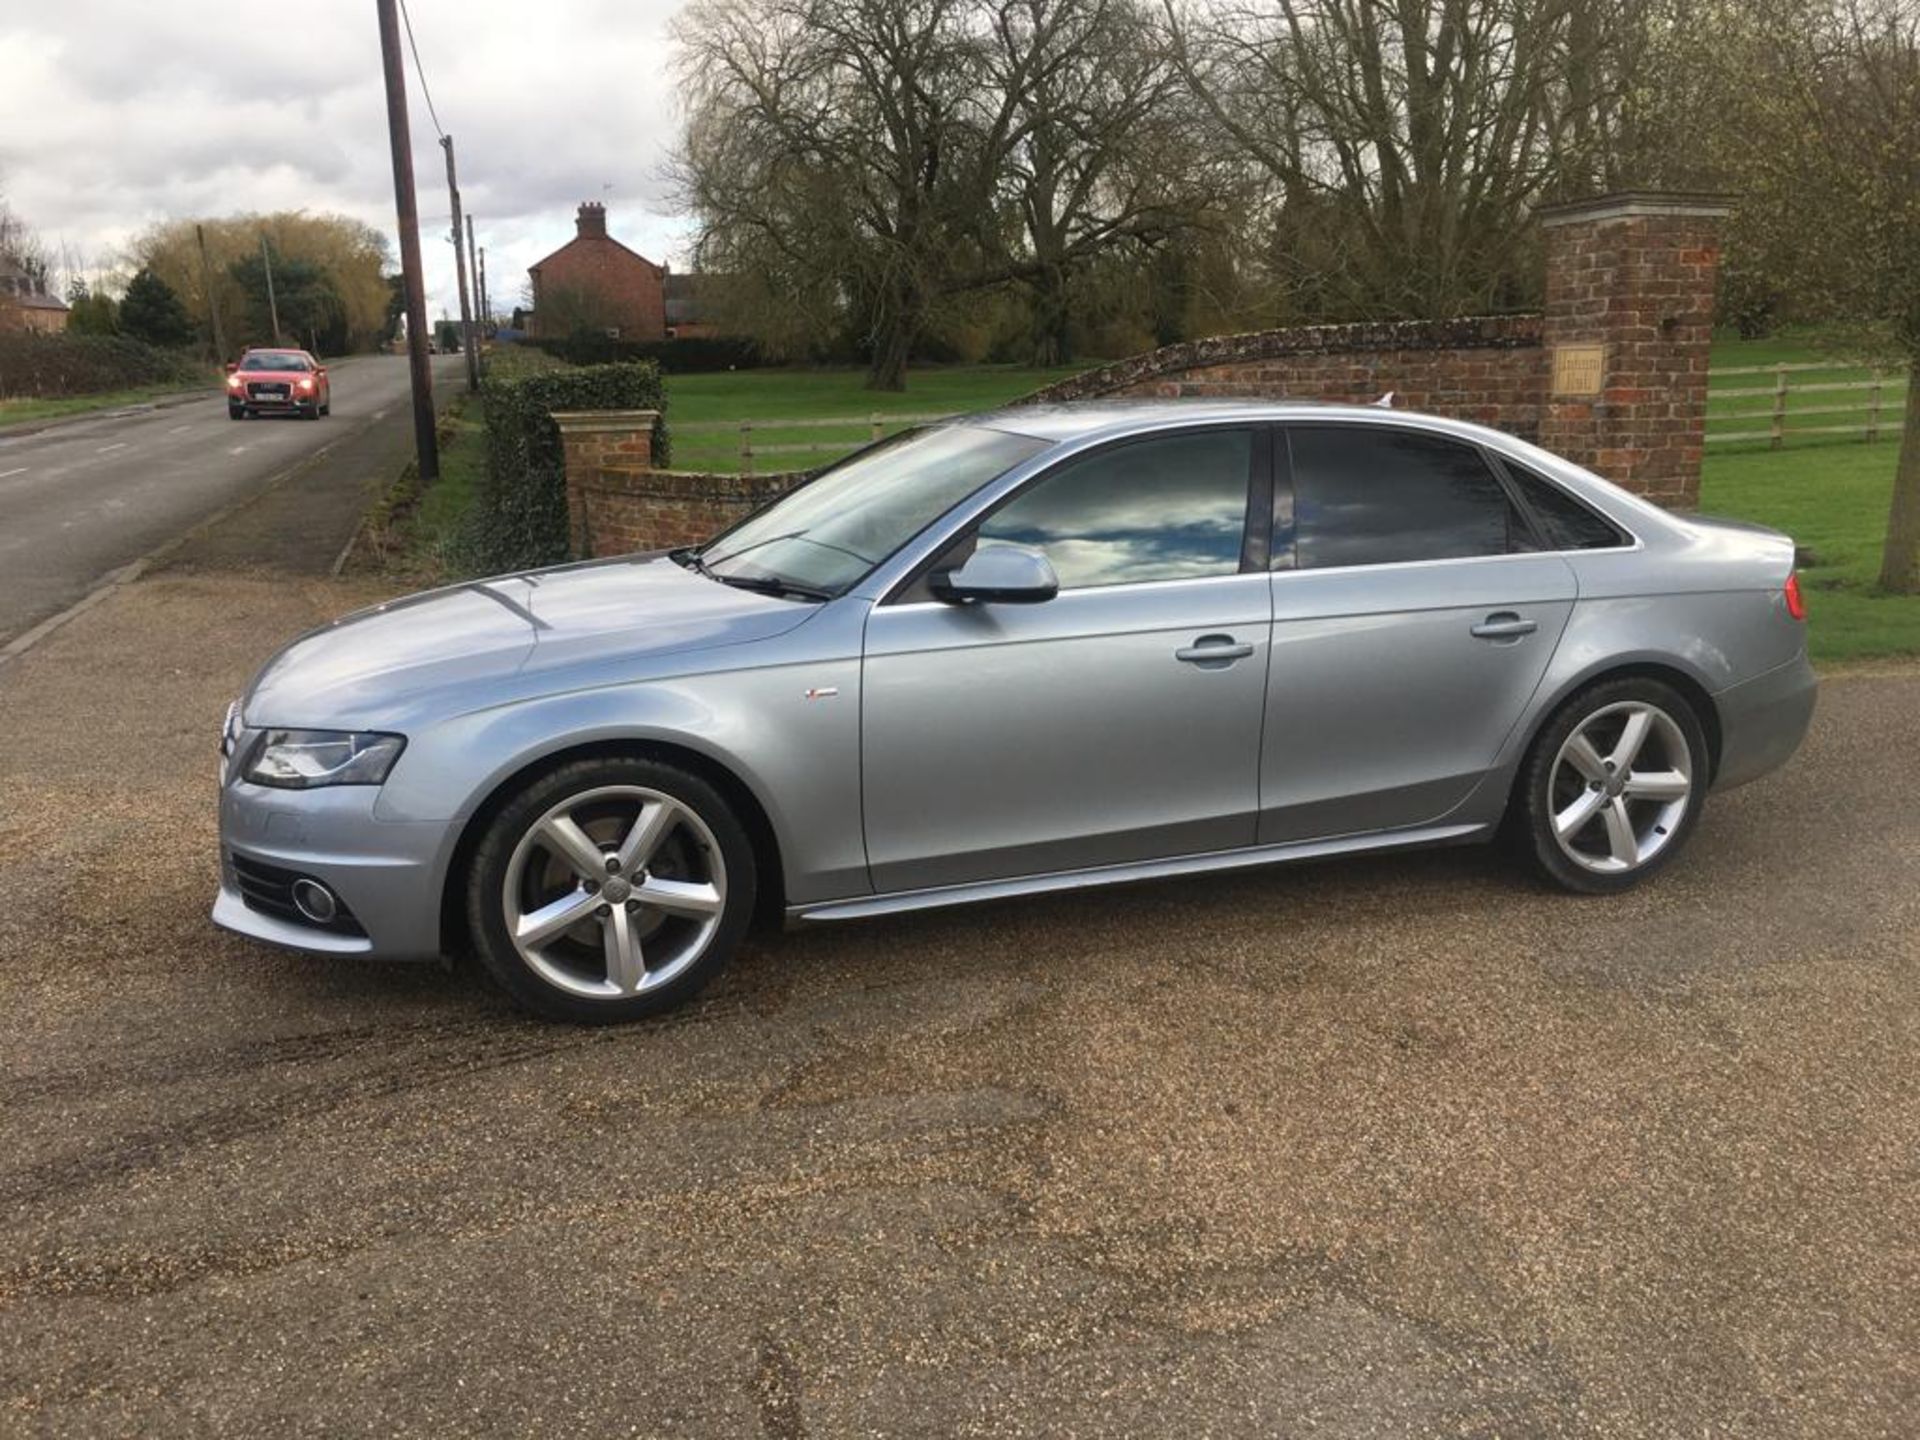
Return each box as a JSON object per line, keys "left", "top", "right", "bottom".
{"left": 465, "top": 213, "right": 482, "bottom": 340}
{"left": 260, "top": 234, "right": 282, "bottom": 343}
{"left": 440, "top": 135, "right": 480, "bottom": 393}
{"left": 196, "top": 223, "right": 227, "bottom": 362}
{"left": 477, "top": 245, "right": 489, "bottom": 340}
{"left": 376, "top": 0, "right": 438, "bottom": 483}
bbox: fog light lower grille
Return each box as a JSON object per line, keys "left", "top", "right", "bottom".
{"left": 230, "top": 853, "right": 366, "bottom": 936}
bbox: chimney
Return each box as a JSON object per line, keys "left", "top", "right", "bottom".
{"left": 576, "top": 202, "right": 607, "bottom": 238}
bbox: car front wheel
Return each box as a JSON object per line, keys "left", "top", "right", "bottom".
{"left": 466, "top": 757, "right": 756, "bottom": 1023}
{"left": 1518, "top": 677, "right": 1708, "bottom": 894}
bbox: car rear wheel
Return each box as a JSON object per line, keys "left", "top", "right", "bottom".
{"left": 465, "top": 757, "right": 756, "bottom": 1023}
{"left": 1517, "top": 677, "right": 1708, "bottom": 894}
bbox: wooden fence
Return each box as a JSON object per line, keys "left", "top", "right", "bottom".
{"left": 1708, "top": 362, "right": 1908, "bottom": 447}
{"left": 671, "top": 412, "right": 957, "bottom": 473}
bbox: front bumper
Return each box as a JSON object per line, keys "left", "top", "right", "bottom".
{"left": 1712, "top": 651, "right": 1818, "bottom": 791}
{"left": 212, "top": 777, "right": 453, "bottom": 961}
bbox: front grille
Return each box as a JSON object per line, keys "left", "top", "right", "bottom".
{"left": 245, "top": 382, "right": 291, "bottom": 401}
{"left": 229, "top": 853, "right": 366, "bottom": 936}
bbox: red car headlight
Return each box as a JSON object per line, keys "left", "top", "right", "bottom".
{"left": 226, "top": 373, "right": 243, "bottom": 389}
{"left": 297, "top": 377, "right": 315, "bottom": 392}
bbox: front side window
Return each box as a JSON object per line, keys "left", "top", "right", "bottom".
{"left": 977, "top": 429, "right": 1254, "bottom": 589}
{"left": 700, "top": 425, "right": 1049, "bottom": 596}
{"left": 1287, "top": 426, "right": 1527, "bottom": 570}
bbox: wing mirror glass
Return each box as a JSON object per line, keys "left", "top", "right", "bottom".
{"left": 932, "top": 543, "right": 1059, "bottom": 604}
{"left": 224, "top": 361, "right": 239, "bottom": 374}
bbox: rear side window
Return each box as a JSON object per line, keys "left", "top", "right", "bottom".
{"left": 1502, "top": 462, "right": 1628, "bottom": 550}
{"left": 978, "top": 429, "right": 1253, "bottom": 589}
{"left": 1286, "top": 427, "right": 1528, "bottom": 569}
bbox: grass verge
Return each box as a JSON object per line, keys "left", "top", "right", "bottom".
{"left": 0, "top": 382, "right": 218, "bottom": 430}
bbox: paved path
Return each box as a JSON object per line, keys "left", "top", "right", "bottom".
{"left": 0, "top": 561, "right": 1912, "bottom": 1436}
{"left": 0, "top": 354, "right": 461, "bottom": 646}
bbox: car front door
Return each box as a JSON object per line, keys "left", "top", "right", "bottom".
{"left": 1259, "top": 423, "right": 1578, "bottom": 843}
{"left": 862, "top": 426, "right": 1273, "bottom": 894}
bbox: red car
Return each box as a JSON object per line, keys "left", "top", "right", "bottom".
{"left": 226, "top": 348, "right": 331, "bottom": 420}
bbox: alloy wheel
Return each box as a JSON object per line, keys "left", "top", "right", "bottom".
{"left": 1547, "top": 700, "right": 1695, "bottom": 875}
{"left": 501, "top": 785, "right": 726, "bottom": 1000}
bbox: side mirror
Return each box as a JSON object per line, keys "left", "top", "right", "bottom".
{"left": 931, "top": 543, "right": 1059, "bottom": 605}
{"left": 223, "top": 361, "right": 239, "bottom": 374}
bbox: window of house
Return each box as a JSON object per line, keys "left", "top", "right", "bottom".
{"left": 977, "top": 429, "right": 1253, "bottom": 589}
{"left": 1286, "top": 426, "right": 1530, "bottom": 570}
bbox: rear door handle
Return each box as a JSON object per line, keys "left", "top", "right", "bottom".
{"left": 1470, "top": 612, "right": 1538, "bottom": 640}
{"left": 1175, "top": 635, "right": 1255, "bottom": 667}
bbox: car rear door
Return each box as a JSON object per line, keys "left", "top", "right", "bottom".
{"left": 861, "top": 426, "right": 1274, "bottom": 893}
{"left": 1259, "top": 422, "right": 1577, "bottom": 843}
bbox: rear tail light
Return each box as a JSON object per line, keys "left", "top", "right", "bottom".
{"left": 1784, "top": 571, "right": 1807, "bottom": 621}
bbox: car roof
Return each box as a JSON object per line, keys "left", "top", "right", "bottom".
{"left": 968, "top": 397, "right": 1500, "bottom": 446}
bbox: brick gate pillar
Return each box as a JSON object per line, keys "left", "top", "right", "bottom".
{"left": 1537, "top": 191, "right": 1732, "bottom": 509}
{"left": 550, "top": 409, "right": 659, "bottom": 555}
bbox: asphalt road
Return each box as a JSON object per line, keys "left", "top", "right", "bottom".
{"left": 0, "top": 354, "right": 460, "bottom": 646}
{"left": 0, "top": 563, "right": 1913, "bottom": 1437}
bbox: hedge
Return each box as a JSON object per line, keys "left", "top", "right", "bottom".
{"left": 456, "top": 360, "right": 670, "bottom": 575}
{"left": 0, "top": 332, "right": 204, "bottom": 399}
{"left": 528, "top": 332, "right": 761, "bottom": 373}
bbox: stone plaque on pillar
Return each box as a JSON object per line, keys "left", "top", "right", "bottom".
{"left": 1551, "top": 343, "right": 1606, "bottom": 398}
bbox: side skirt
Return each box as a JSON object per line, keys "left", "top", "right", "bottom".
{"left": 789, "top": 821, "right": 1490, "bottom": 924}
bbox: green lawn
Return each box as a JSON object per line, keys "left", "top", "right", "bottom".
{"left": 0, "top": 382, "right": 218, "bottom": 430}
{"left": 663, "top": 363, "right": 1085, "bottom": 472}
{"left": 1701, "top": 331, "right": 1916, "bottom": 663}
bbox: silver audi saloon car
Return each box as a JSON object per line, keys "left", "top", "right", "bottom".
{"left": 215, "top": 401, "right": 1816, "bottom": 1021}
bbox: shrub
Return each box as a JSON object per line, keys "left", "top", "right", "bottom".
{"left": 456, "top": 360, "right": 670, "bottom": 575}
{"left": 529, "top": 331, "right": 762, "bottom": 373}
{"left": 0, "top": 331, "right": 203, "bottom": 399}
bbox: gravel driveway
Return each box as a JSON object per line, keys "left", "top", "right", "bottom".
{"left": 1, "top": 570, "right": 1914, "bottom": 1437}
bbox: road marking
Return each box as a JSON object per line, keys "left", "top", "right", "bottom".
{"left": 228, "top": 446, "right": 249, "bottom": 455}
{"left": 96, "top": 442, "right": 127, "bottom": 454}
{"left": 0, "top": 467, "right": 25, "bottom": 479}
{"left": 167, "top": 424, "right": 191, "bottom": 434}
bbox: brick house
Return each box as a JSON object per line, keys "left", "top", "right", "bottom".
{"left": 526, "top": 203, "right": 666, "bottom": 341}
{"left": 0, "top": 254, "right": 70, "bottom": 334}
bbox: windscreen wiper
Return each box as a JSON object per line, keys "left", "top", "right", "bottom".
{"left": 709, "top": 571, "right": 835, "bottom": 602}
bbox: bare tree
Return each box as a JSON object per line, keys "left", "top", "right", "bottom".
{"left": 1166, "top": 0, "right": 1646, "bottom": 318}
{"left": 675, "top": 0, "right": 1005, "bottom": 389}
{"left": 1740, "top": 0, "right": 1920, "bottom": 589}
{"left": 984, "top": 0, "right": 1229, "bottom": 363}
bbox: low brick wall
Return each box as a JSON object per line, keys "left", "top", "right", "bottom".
{"left": 1020, "top": 314, "right": 1548, "bottom": 443}
{"left": 574, "top": 467, "right": 810, "bottom": 556}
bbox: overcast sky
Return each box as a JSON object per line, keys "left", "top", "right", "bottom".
{"left": 0, "top": 0, "right": 696, "bottom": 319}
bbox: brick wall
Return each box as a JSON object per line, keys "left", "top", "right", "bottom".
{"left": 572, "top": 468, "right": 811, "bottom": 556}
{"left": 1024, "top": 315, "right": 1548, "bottom": 442}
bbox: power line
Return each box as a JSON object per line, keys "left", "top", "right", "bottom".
{"left": 398, "top": 0, "right": 446, "bottom": 140}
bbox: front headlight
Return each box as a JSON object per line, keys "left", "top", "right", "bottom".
{"left": 243, "top": 729, "right": 406, "bottom": 789}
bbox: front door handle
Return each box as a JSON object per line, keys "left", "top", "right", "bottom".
{"left": 1470, "top": 612, "right": 1538, "bottom": 641}
{"left": 1175, "top": 635, "right": 1255, "bottom": 667}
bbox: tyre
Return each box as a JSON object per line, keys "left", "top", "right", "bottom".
{"left": 228, "top": 405, "right": 246, "bottom": 421}
{"left": 465, "top": 756, "right": 756, "bottom": 1023}
{"left": 1516, "top": 676, "right": 1709, "bottom": 894}
{"left": 320, "top": 399, "right": 331, "bottom": 416}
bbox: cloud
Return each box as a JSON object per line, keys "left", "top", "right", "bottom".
{"left": 0, "top": 0, "right": 696, "bottom": 319}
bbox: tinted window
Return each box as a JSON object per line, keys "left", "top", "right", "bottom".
{"left": 1503, "top": 462, "right": 1627, "bottom": 550}
{"left": 702, "top": 425, "right": 1049, "bottom": 595}
{"left": 1288, "top": 427, "right": 1526, "bottom": 569}
{"left": 976, "top": 430, "right": 1253, "bottom": 589}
